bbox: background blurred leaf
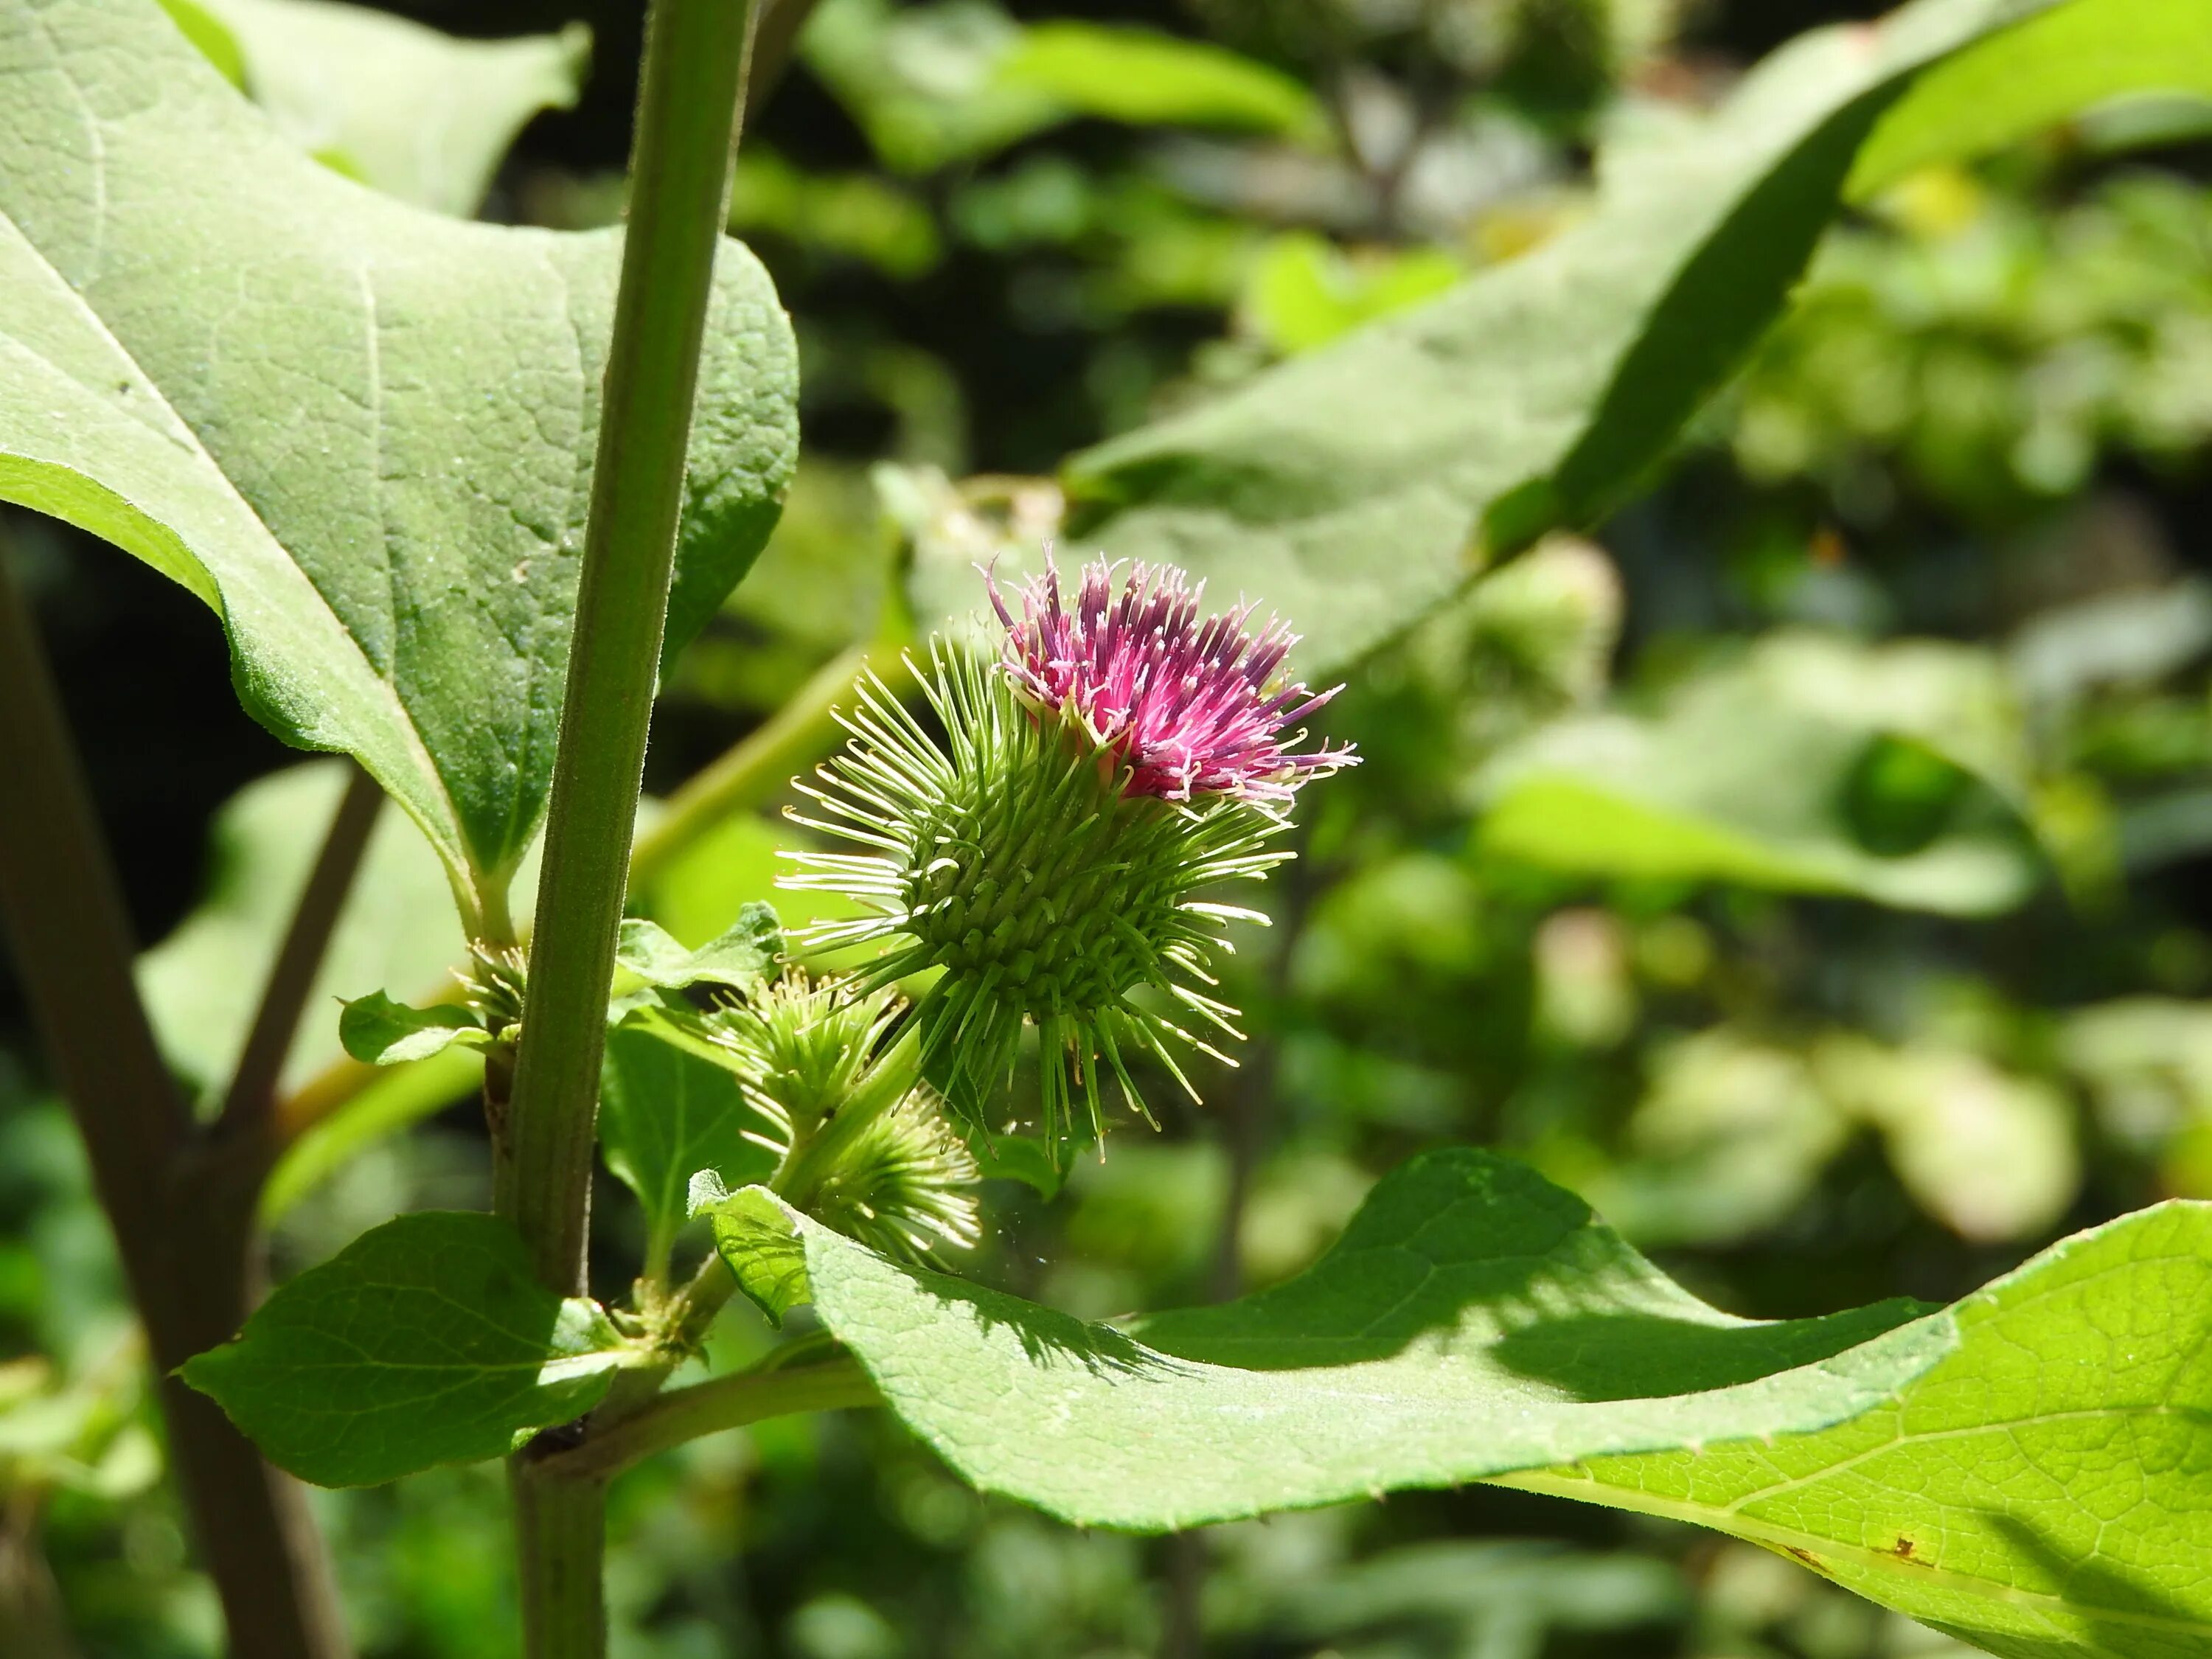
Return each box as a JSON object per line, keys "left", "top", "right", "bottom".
{"left": 1477, "top": 633, "right": 2039, "bottom": 914}
{"left": 181, "top": 1211, "right": 630, "bottom": 1487}
{"left": 1815, "top": 1035, "right": 2079, "bottom": 1242}
{"left": 1051, "top": 0, "right": 2056, "bottom": 678}
{"left": 161, "top": 0, "right": 591, "bottom": 216}
{"left": 1591, "top": 1029, "right": 1851, "bottom": 1247}
{"left": 1273, "top": 1539, "right": 1688, "bottom": 1659}
{"left": 995, "top": 24, "right": 1327, "bottom": 143}
{"left": 136, "top": 761, "right": 465, "bottom": 1104}
{"left": 0, "top": 0, "right": 797, "bottom": 905}
{"left": 1848, "top": 0, "right": 2212, "bottom": 201}
{"left": 800, "top": 0, "right": 1062, "bottom": 175}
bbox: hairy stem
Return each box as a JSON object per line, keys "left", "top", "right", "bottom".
{"left": 0, "top": 539, "right": 351, "bottom": 1659}
{"left": 219, "top": 761, "right": 382, "bottom": 1137}
{"left": 499, "top": 0, "right": 760, "bottom": 1290}
{"left": 496, "top": 2, "right": 761, "bottom": 1653}
{"left": 543, "top": 1360, "right": 880, "bottom": 1482}
{"left": 510, "top": 1461, "right": 606, "bottom": 1659}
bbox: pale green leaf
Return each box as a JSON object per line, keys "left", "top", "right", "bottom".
{"left": 0, "top": 0, "right": 798, "bottom": 909}
{"left": 1475, "top": 633, "right": 2039, "bottom": 915}
{"left": 601, "top": 1026, "right": 779, "bottom": 1276}
{"left": 336, "top": 991, "right": 489, "bottom": 1065}
{"left": 181, "top": 1211, "right": 634, "bottom": 1486}
{"left": 1498, "top": 1203, "right": 2212, "bottom": 1659}
{"left": 722, "top": 1150, "right": 2212, "bottom": 1657}
{"left": 166, "top": 0, "right": 591, "bottom": 215}
{"left": 1849, "top": 0, "right": 2212, "bottom": 200}
{"left": 995, "top": 24, "right": 1326, "bottom": 142}
{"left": 1053, "top": 0, "right": 2056, "bottom": 678}
{"left": 136, "top": 759, "right": 470, "bottom": 1102}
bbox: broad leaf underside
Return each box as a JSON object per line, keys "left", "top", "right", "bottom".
{"left": 0, "top": 0, "right": 799, "bottom": 894}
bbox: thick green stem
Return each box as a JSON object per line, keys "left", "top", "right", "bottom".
{"left": 500, "top": 0, "right": 759, "bottom": 1292}
{"left": 510, "top": 1461, "right": 607, "bottom": 1659}
{"left": 497, "top": 3, "right": 759, "bottom": 1655}
{"left": 0, "top": 541, "right": 352, "bottom": 1659}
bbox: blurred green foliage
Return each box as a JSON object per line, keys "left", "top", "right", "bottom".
{"left": 8, "top": 0, "right": 2212, "bottom": 1655}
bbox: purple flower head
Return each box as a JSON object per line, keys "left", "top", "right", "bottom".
{"left": 989, "top": 555, "right": 1357, "bottom": 807}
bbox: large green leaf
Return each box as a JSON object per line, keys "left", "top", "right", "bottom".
{"left": 1474, "top": 633, "right": 2041, "bottom": 915}
{"left": 181, "top": 1210, "right": 636, "bottom": 1487}
{"left": 0, "top": 0, "right": 798, "bottom": 913}
{"left": 713, "top": 1150, "right": 2211, "bottom": 1657}
{"left": 712, "top": 1152, "right": 1944, "bottom": 1519}
{"left": 1498, "top": 1204, "right": 2212, "bottom": 1658}
{"left": 1054, "top": 0, "right": 2056, "bottom": 675}
{"left": 163, "top": 0, "right": 591, "bottom": 215}
{"left": 1848, "top": 0, "right": 2212, "bottom": 198}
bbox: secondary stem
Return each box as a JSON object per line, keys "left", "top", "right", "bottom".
{"left": 628, "top": 636, "right": 905, "bottom": 888}
{"left": 542, "top": 1359, "right": 880, "bottom": 1482}
{"left": 510, "top": 1461, "right": 606, "bottom": 1659}
{"left": 0, "top": 540, "right": 352, "bottom": 1659}
{"left": 219, "top": 761, "right": 383, "bottom": 1136}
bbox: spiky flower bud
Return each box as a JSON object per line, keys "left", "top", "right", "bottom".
{"left": 783, "top": 557, "right": 1354, "bottom": 1147}
{"left": 705, "top": 973, "right": 979, "bottom": 1259}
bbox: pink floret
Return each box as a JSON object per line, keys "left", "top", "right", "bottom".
{"left": 989, "top": 557, "right": 1358, "bottom": 805}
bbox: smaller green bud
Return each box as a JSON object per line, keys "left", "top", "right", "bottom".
{"left": 704, "top": 973, "right": 979, "bottom": 1259}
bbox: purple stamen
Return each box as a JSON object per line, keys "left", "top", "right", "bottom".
{"left": 988, "top": 557, "right": 1358, "bottom": 806}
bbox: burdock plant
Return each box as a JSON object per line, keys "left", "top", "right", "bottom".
{"left": 784, "top": 557, "right": 1355, "bottom": 1146}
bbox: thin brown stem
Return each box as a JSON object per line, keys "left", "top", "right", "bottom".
{"left": 218, "top": 761, "right": 383, "bottom": 1138}
{"left": 0, "top": 535, "right": 351, "bottom": 1659}
{"left": 0, "top": 1493, "right": 80, "bottom": 1659}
